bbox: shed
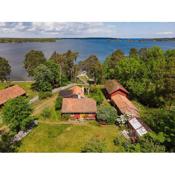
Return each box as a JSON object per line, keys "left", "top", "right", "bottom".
{"left": 105, "top": 79, "right": 128, "bottom": 98}
{"left": 0, "top": 85, "right": 26, "bottom": 106}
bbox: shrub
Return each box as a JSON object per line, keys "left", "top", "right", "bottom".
{"left": 89, "top": 86, "right": 104, "bottom": 105}
{"left": 39, "top": 91, "right": 52, "bottom": 99}
{"left": 55, "top": 95, "right": 63, "bottom": 110}
{"left": 2, "top": 97, "right": 33, "bottom": 133}
{"left": 97, "top": 103, "right": 118, "bottom": 124}
{"left": 81, "top": 137, "right": 106, "bottom": 153}
{"left": 41, "top": 108, "right": 51, "bottom": 119}
{"left": 61, "top": 114, "right": 70, "bottom": 121}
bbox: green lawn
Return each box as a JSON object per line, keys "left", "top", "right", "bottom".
{"left": 17, "top": 122, "right": 120, "bottom": 152}
{"left": 0, "top": 81, "right": 37, "bottom": 99}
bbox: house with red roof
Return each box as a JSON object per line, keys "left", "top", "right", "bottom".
{"left": 0, "top": 85, "right": 26, "bottom": 106}
{"left": 61, "top": 98, "right": 97, "bottom": 120}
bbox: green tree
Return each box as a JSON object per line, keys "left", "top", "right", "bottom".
{"left": 55, "top": 95, "right": 63, "bottom": 110}
{"left": 24, "top": 50, "right": 46, "bottom": 76}
{"left": 0, "top": 56, "right": 11, "bottom": 81}
{"left": 144, "top": 109, "right": 175, "bottom": 152}
{"left": 79, "top": 55, "right": 103, "bottom": 83}
{"left": 81, "top": 137, "right": 106, "bottom": 153}
{"left": 45, "top": 60, "right": 61, "bottom": 87}
{"left": 97, "top": 102, "right": 118, "bottom": 124}
{"left": 2, "top": 97, "right": 33, "bottom": 133}
{"left": 50, "top": 50, "right": 78, "bottom": 81}
{"left": 103, "top": 49, "right": 124, "bottom": 79}
{"left": 129, "top": 48, "right": 138, "bottom": 58}
{"left": 33, "top": 64, "right": 53, "bottom": 92}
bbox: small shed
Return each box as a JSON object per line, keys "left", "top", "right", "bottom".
{"left": 0, "top": 85, "right": 26, "bottom": 106}
{"left": 59, "top": 86, "right": 84, "bottom": 98}
{"left": 105, "top": 79, "right": 128, "bottom": 98}
{"left": 61, "top": 98, "right": 97, "bottom": 120}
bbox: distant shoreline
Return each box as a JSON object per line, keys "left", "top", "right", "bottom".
{"left": 0, "top": 37, "right": 175, "bottom": 43}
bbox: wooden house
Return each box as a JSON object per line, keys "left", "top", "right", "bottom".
{"left": 61, "top": 98, "right": 97, "bottom": 120}
{"left": 105, "top": 80, "right": 139, "bottom": 118}
{"left": 0, "top": 85, "right": 26, "bottom": 106}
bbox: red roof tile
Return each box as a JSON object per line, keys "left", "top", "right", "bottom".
{"left": 0, "top": 85, "right": 26, "bottom": 105}
{"left": 105, "top": 80, "right": 128, "bottom": 95}
{"left": 61, "top": 98, "right": 97, "bottom": 114}
{"left": 111, "top": 94, "right": 139, "bottom": 117}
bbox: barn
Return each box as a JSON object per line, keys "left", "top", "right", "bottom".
{"left": 61, "top": 98, "right": 97, "bottom": 120}
{"left": 105, "top": 79, "right": 129, "bottom": 98}
{"left": 0, "top": 85, "right": 26, "bottom": 106}
{"left": 105, "top": 80, "right": 139, "bottom": 118}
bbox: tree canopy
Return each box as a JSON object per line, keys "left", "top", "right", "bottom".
{"left": 2, "top": 97, "right": 33, "bottom": 133}
{"left": 24, "top": 50, "right": 46, "bottom": 76}
{"left": 0, "top": 56, "right": 11, "bottom": 81}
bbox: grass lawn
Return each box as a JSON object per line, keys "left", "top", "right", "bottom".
{"left": 17, "top": 121, "right": 120, "bottom": 152}
{"left": 0, "top": 81, "right": 37, "bottom": 99}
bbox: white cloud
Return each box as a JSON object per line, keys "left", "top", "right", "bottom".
{"left": 156, "top": 31, "right": 173, "bottom": 35}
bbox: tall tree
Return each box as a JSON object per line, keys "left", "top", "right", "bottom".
{"left": 50, "top": 50, "right": 78, "bottom": 81}
{"left": 103, "top": 49, "right": 124, "bottom": 79}
{"left": 24, "top": 50, "right": 46, "bottom": 76}
{"left": 79, "top": 55, "right": 103, "bottom": 83}
{"left": 0, "top": 57, "right": 11, "bottom": 81}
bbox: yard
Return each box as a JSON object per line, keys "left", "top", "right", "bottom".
{"left": 17, "top": 121, "right": 120, "bottom": 152}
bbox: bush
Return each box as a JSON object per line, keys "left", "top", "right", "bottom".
{"left": 81, "top": 137, "right": 106, "bottom": 153}
{"left": 2, "top": 97, "right": 33, "bottom": 133}
{"left": 61, "top": 114, "right": 70, "bottom": 121}
{"left": 89, "top": 86, "right": 104, "bottom": 105}
{"left": 41, "top": 108, "right": 51, "bottom": 119}
{"left": 55, "top": 95, "right": 63, "bottom": 110}
{"left": 39, "top": 91, "right": 52, "bottom": 99}
{"left": 97, "top": 103, "right": 118, "bottom": 124}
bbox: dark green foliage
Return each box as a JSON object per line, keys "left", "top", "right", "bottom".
{"left": 39, "top": 91, "right": 52, "bottom": 99}
{"left": 88, "top": 86, "right": 104, "bottom": 105}
{"left": 114, "top": 132, "right": 165, "bottom": 152}
{"left": 44, "top": 60, "right": 61, "bottom": 87}
{"left": 24, "top": 50, "right": 46, "bottom": 76}
{"left": 61, "top": 114, "right": 70, "bottom": 121}
{"left": 0, "top": 132, "right": 18, "bottom": 152}
{"left": 97, "top": 102, "right": 118, "bottom": 124}
{"left": 0, "top": 38, "right": 56, "bottom": 43}
{"left": 50, "top": 50, "right": 78, "bottom": 81}
{"left": 79, "top": 55, "right": 103, "bottom": 83}
{"left": 81, "top": 137, "right": 106, "bottom": 153}
{"left": 144, "top": 109, "right": 175, "bottom": 152}
{"left": 129, "top": 48, "right": 138, "bottom": 58}
{"left": 41, "top": 108, "right": 51, "bottom": 119}
{"left": 55, "top": 95, "right": 63, "bottom": 110}
{"left": 2, "top": 97, "right": 33, "bottom": 133}
{"left": 0, "top": 57, "right": 11, "bottom": 81}
{"left": 103, "top": 49, "right": 124, "bottom": 79}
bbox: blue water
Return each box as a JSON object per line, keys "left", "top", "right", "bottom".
{"left": 0, "top": 38, "right": 175, "bottom": 80}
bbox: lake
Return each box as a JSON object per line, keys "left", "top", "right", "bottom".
{"left": 0, "top": 38, "right": 175, "bottom": 80}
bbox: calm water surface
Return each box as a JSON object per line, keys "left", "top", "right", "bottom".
{"left": 0, "top": 38, "right": 175, "bottom": 80}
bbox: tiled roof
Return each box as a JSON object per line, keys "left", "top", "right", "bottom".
{"left": 61, "top": 98, "right": 97, "bottom": 113}
{"left": 111, "top": 94, "right": 139, "bottom": 117}
{"left": 105, "top": 80, "right": 128, "bottom": 95}
{"left": 59, "top": 86, "right": 84, "bottom": 98}
{"left": 0, "top": 85, "right": 26, "bottom": 105}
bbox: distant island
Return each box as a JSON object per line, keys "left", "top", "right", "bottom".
{"left": 0, "top": 38, "right": 57, "bottom": 43}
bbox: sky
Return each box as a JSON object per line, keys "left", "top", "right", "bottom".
{"left": 0, "top": 22, "right": 175, "bottom": 38}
